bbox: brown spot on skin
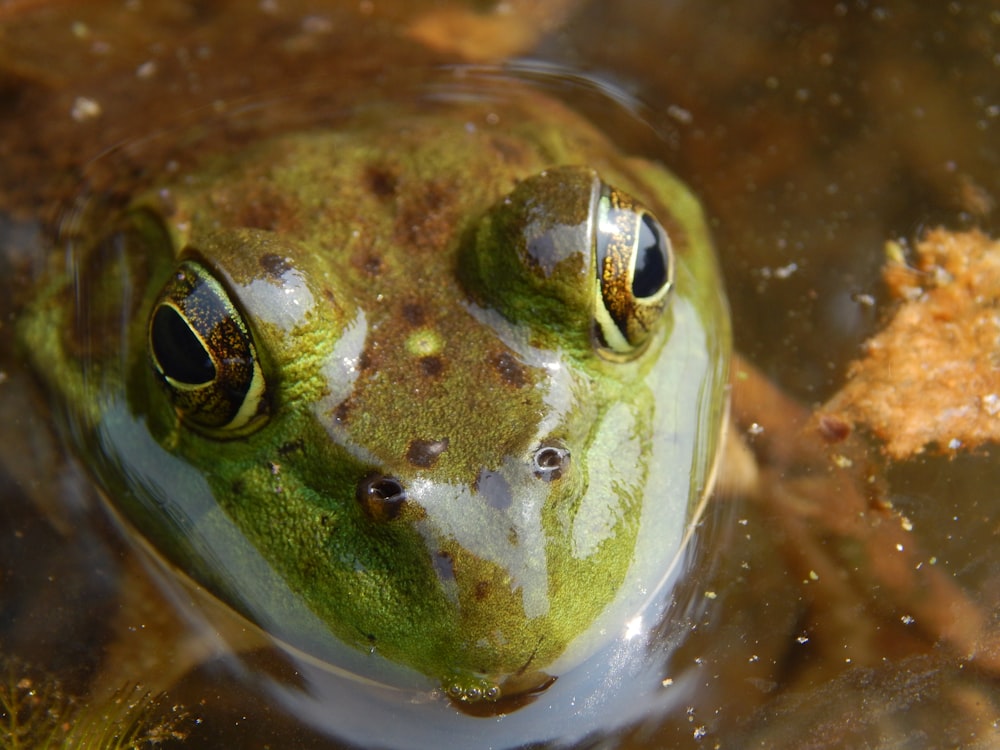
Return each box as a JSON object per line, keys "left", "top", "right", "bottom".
{"left": 402, "top": 302, "right": 425, "bottom": 326}
{"left": 260, "top": 253, "right": 292, "bottom": 280}
{"left": 357, "top": 350, "right": 372, "bottom": 373}
{"left": 366, "top": 165, "right": 398, "bottom": 199}
{"left": 474, "top": 580, "right": 490, "bottom": 602}
{"left": 232, "top": 184, "right": 294, "bottom": 232}
{"left": 394, "top": 179, "right": 455, "bottom": 252}
{"left": 353, "top": 251, "right": 383, "bottom": 277}
{"left": 407, "top": 438, "right": 450, "bottom": 468}
{"left": 491, "top": 350, "right": 526, "bottom": 388}
{"left": 420, "top": 355, "right": 444, "bottom": 378}
{"left": 278, "top": 439, "right": 305, "bottom": 457}
{"left": 333, "top": 401, "right": 350, "bottom": 424}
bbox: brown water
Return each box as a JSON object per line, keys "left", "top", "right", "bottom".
{"left": 1, "top": 1, "right": 999, "bottom": 748}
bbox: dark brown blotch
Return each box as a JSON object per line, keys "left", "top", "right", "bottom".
{"left": 491, "top": 350, "right": 527, "bottom": 388}
{"left": 357, "top": 349, "right": 372, "bottom": 373}
{"left": 394, "top": 179, "right": 454, "bottom": 252}
{"left": 366, "top": 165, "right": 398, "bottom": 199}
{"left": 234, "top": 184, "right": 294, "bottom": 232}
{"left": 402, "top": 302, "right": 425, "bottom": 326}
{"left": 333, "top": 401, "right": 351, "bottom": 424}
{"left": 278, "top": 439, "right": 305, "bottom": 457}
{"left": 420, "top": 355, "right": 444, "bottom": 378}
{"left": 406, "top": 437, "right": 450, "bottom": 468}
{"left": 354, "top": 252, "right": 383, "bottom": 277}
{"left": 474, "top": 580, "right": 490, "bottom": 602}
{"left": 260, "top": 252, "right": 292, "bottom": 280}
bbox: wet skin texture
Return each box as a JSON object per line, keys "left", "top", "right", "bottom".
{"left": 23, "top": 88, "right": 730, "bottom": 703}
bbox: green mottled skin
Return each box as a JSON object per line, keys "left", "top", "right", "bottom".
{"left": 23, "top": 87, "right": 730, "bottom": 701}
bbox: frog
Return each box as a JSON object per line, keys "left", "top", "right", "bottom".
{"left": 20, "top": 81, "right": 731, "bottom": 707}
{"left": 9, "top": 3, "right": 1000, "bottom": 745}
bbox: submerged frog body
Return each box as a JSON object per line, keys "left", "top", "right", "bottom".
{"left": 23, "top": 85, "right": 729, "bottom": 702}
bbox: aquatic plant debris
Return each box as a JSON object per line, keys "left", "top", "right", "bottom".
{"left": 822, "top": 228, "right": 1000, "bottom": 459}
{"left": 0, "top": 656, "right": 195, "bottom": 749}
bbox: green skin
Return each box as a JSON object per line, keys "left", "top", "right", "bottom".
{"left": 23, "top": 89, "right": 730, "bottom": 702}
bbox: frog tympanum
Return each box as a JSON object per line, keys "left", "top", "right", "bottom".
{"left": 22, "top": 83, "right": 730, "bottom": 706}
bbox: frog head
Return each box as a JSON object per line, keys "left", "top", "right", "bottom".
{"left": 23, "top": 88, "right": 729, "bottom": 704}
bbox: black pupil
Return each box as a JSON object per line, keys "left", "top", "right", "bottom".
{"left": 632, "top": 213, "right": 669, "bottom": 298}
{"left": 151, "top": 305, "right": 216, "bottom": 385}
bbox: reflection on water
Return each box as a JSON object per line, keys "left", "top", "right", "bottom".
{"left": 2, "top": 1, "right": 1000, "bottom": 748}
{"left": 545, "top": 0, "right": 1000, "bottom": 395}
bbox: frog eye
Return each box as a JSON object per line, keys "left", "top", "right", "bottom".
{"left": 461, "top": 166, "right": 674, "bottom": 361}
{"left": 148, "top": 259, "right": 268, "bottom": 435}
{"left": 593, "top": 184, "right": 674, "bottom": 357}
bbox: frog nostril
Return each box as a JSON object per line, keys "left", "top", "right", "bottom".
{"left": 532, "top": 444, "right": 570, "bottom": 482}
{"left": 356, "top": 472, "right": 407, "bottom": 521}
